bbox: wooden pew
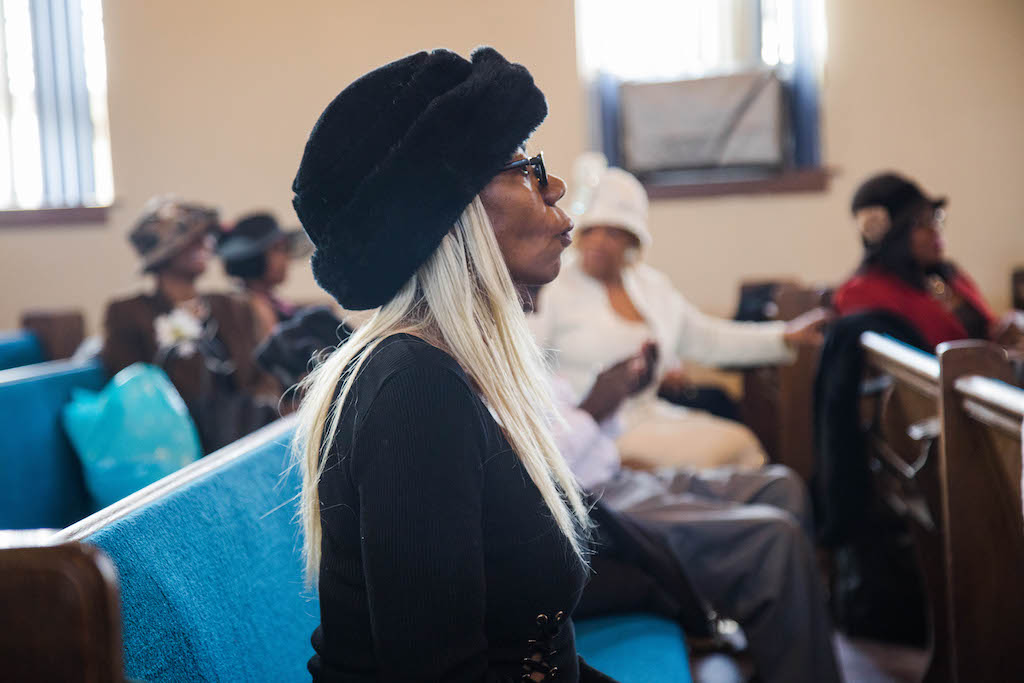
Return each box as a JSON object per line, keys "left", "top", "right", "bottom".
{"left": 860, "top": 333, "right": 946, "bottom": 678}
{"left": 0, "top": 535, "right": 123, "bottom": 682}
{"left": 936, "top": 340, "right": 1024, "bottom": 683}
{"left": 20, "top": 310, "right": 86, "bottom": 363}
{"left": 0, "top": 418, "right": 694, "bottom": 682}
{"left": 0, "top": 311, "right": 87, "bottom": 372}
{"left": 0, "top": 359, "right": 107, "bottom": 529}
{"left": 861, "top": 333, "right": 1024, "bottom": 682}
{"left": 740, "top": 281, "right": 829, "bottom": 480}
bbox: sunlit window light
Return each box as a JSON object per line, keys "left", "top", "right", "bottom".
{"left": 761, "top": 0, "right": 795, "bottom": 67}
{"left": 3, "top": 0, "right": 44, "bottom": 209}
{"left": 81, "top": 0, "right": 113, "bottom": 207}
{"left": 577, "top": 0, "right": 807, "bottom": 83}
{"left": 576, "top": 0, "right": 754, "bottom": 83}
{"left": 0, "top": 13, "right": 14, "bottom": 208}
{"left": 0, "top": 0, "right": 114, "bottom": 210}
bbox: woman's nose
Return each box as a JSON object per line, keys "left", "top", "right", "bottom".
{"left": 543, "top": 172, "right": 567, "bottom": 205}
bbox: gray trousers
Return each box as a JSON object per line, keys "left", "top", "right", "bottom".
{"left": 595, "top": 465, "right": 842, "bottom": 683}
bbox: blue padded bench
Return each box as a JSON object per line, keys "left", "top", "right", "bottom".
{"left": 56, "top": 418, "right": 691, "bottom": 682}
{"left": 577, "top": 615, "right": 691, "bottom": 682}
{"left": 0, "top": 358, "right": 107, "bottom": 529}
{"left": 0, "top": 329, "right": 45, "bottom": 371}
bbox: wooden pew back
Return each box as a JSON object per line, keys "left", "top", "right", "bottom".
{"left": 0, "top": 537, "right": 123, "bottom": 682}
{"left": 861, "top": 333, "right": 948, "bottom": 679}
{"left": 740, "top": 280, "right": 829, "bottom": 479}
{"left": 20, "top": 310, "right": 86, "bottom": 362}
{"left": 861, "top": 333, "right": 1024, "bottom": 682}
{"left": 937, "top": 341, "right": 1024, "bottom": 683}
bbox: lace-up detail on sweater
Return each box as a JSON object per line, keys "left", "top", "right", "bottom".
{"left": 521, "top": 611, "right": 566, "bottom": 680}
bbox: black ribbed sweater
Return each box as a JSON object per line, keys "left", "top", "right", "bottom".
{"left": 309, "top": 335, "right": 615, "bottom": 682}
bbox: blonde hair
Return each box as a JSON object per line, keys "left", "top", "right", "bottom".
{"left": 293, "top": 197, "right": 590, "bottom": 586}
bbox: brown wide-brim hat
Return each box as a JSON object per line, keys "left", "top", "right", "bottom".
{"left": 128, "top": 195, "right": 220, "bottom": 272}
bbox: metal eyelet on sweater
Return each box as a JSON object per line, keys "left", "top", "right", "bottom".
{"left": 522, "top": 612, "right": 565, "bottom": 681}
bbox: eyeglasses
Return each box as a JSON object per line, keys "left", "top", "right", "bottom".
{"left": 500, "top": 152, "right": 547, "bottom": 188}
{"left": 915, "top": 207, "right": 946, "bottom": 232}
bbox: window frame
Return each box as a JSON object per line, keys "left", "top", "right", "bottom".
{"left": 0, "top": 0, "right": 113, "bottom": 218}
{"left": 582, "top": 0, "right": 828, "bottom": 199}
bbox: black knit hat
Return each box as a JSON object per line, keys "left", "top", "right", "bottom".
{"left": 292, "top": 47, "right": 548, "bottom": 310}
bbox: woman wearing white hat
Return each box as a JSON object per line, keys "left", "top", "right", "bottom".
{"left": 531, "top": 162, "right": 827, "bottom": 469}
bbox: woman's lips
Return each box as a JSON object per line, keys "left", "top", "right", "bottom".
{"left": 557, "top": 220, "right": 574, "bottom": 247}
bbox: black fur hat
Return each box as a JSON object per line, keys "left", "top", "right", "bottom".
{"left": 292, "top": 47, "right": 548, "bottom": 310}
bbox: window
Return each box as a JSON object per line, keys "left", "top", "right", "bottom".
{"left": 576, "top": 0, "right": 828, "bottom": 193}
{"left": 0, "top": 0, "right": 112, "bottom": 211}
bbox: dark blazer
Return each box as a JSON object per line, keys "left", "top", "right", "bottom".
{"left": 101, "top": 291, "right": 282, "bottom": 452}
{"left": 811, "top": 310, "right": 929, "bottom": 545}
{"left": 101, "top": 291, "right": 280, "bottom": 402}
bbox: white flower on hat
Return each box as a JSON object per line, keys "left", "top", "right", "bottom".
{"left": 855, "top": 206, "right": 892, "bottom": 244}
{"left": 154, "top": 307, "right": 203, "bottom": 358}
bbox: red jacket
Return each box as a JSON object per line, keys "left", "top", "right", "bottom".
{"left": 834, "top": 268, "right": 995, "bottom": 349}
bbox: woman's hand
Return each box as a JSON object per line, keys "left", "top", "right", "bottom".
{"left": 992, "top": 312, "right": 1024, "bottom": 349}
{"left": 658, "top": 368, "right": 691, "bottom": 395}
{"left": 579, "top": 342, "right": 658, "bottom": 422}
{"left": 782, "top": 308, "right": 834, "bottom": 348}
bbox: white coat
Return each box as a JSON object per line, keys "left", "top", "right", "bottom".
{"left": 531, "top": 256, "right": 795, "bottom": 469}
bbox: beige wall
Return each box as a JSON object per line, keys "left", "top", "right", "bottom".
{"left": 645, "top": 0, "right": 1024, "bottom": 316}
{"left": 0, "top": 0, "right": 586, "bottom": 330}
{"left": 1, "top": 0, "right": 1022, "bottom": 331}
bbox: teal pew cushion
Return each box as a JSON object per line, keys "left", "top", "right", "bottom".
{"left": 83, "top": 422, "right": 690, "bottom": 682}
{"left": 576, "top": 614, "right": 692, "bottom": 683}
{"left": 0, "top": 330, "right": 45, "bottom": 371}
{"left": 86, "top": 424, "right": 316, "bottom": 682}
{"left": 0, "top": 359, "right": 107, "bottom": 529}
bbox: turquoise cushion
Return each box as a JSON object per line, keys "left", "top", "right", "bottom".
{"left": 0, "top": 359, "right": 107, "bottom": 529}
{"left": 576, "top": 614, "right": 692, "bottom": 683}
{"left": 0, "top": 330, "right": 45, "bottom": 371}
{"left": 87, "top": 425, "right": 316, "bottom": 682}
{"left": 85, "top": 424, "right": 690, "bottom": 682}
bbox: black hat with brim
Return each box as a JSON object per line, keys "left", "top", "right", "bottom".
{"left": 217, "top": 213, "right": 312, "bottom": 262}
{"left": 291, "top": 46, "right": 548, "bottom": 310}
{"left": 851, "top": 172, "right": 947, "bottom": 222}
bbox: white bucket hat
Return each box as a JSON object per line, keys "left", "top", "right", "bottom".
{"left": 575, "top": 165, "right": 653, "bottom": 248}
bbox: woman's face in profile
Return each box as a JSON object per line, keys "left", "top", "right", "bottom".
{"left": 164, "top": 233, "right": 213, "bottom": 278}
{"left": 577, "top": 225, "right": 637, "bottom": 281}
{"left": 909, "top": 207, "right": 945, "bottom": 268}
{"left": 480, "top": 152, "right": 574, "bottom": 287}
{"left": 262, "top": 240, "right": 290, "bottom": 288}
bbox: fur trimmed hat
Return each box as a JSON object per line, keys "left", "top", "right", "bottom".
{"left": 292, "top": 47, "right": 548, "bottom": 310}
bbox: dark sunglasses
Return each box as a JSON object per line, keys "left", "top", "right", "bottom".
{"left": 500, "top": 152, "right": 547, "bottom": 188}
